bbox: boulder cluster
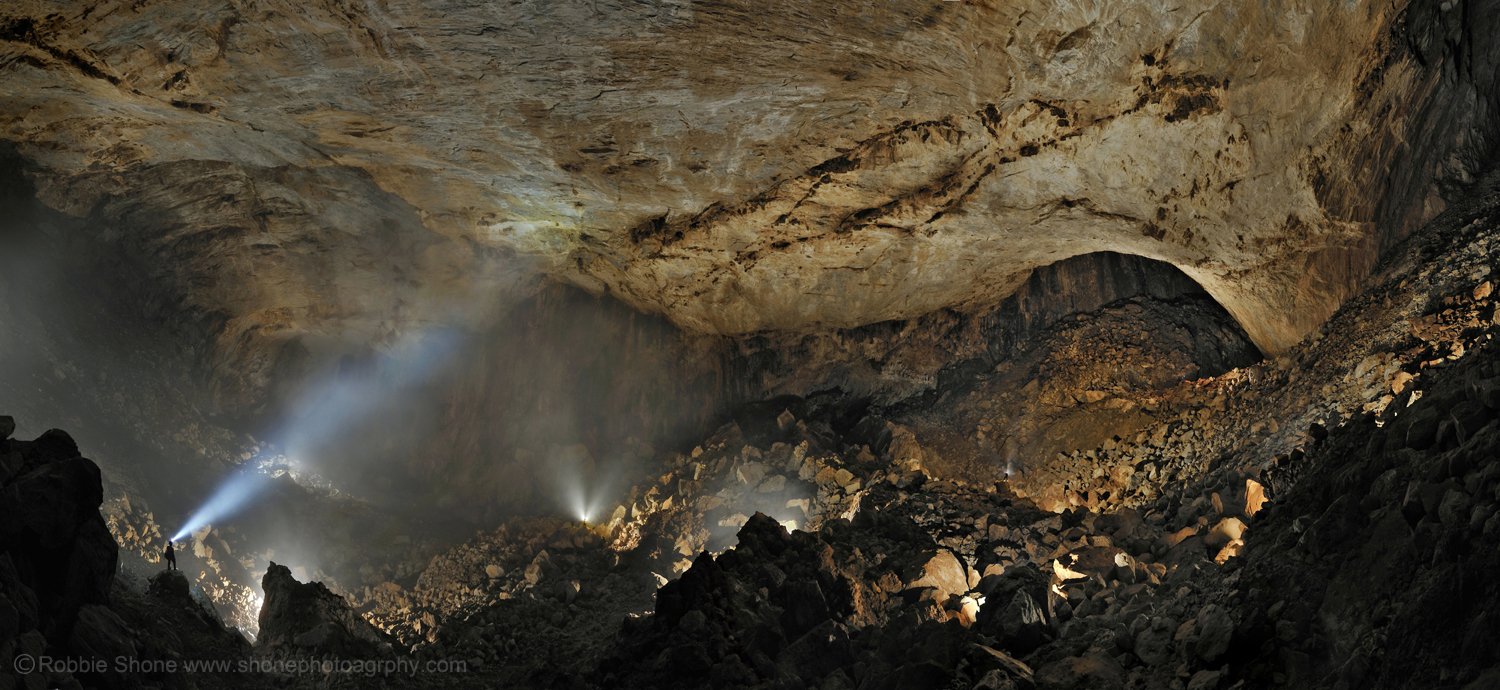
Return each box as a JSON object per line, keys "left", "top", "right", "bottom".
{"left": 353, "top": 392, "right": 1283, "bottom": 689}
{"left": 589, "top": 447, "right": 1274, "bottom": 689}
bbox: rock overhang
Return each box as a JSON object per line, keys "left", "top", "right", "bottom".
{"left": 1, "top": 0, "right": 1496, "bottom": 395}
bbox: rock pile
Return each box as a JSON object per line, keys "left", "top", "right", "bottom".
{"left": 353, "top": 177, "right": 1500, "bottom": 690}
{"left": 901, "top": 293, "right": 1261, "bottom": 482}
{"left": 586, "top": 455, "right": 1275, "bottom": 690}
{"left": 102, "top": 496, "right": 165, "bottom": 567}
{"left": 1232, "top": 332, "right": 1500, "bottom": 688}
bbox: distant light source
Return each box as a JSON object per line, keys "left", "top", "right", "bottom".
{"left": 571, "top": 491, "right": 594, "bottom": 524}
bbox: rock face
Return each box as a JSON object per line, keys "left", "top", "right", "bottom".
{"left": 0, "top": 425, "right": 117, "bottom": 645}
{"left": 257, "top": 561, "right": 394, "bottom": 657}
{"left": 1, "top": 0, "right": 1496, "bottom": 414}
{"left": 0, "top": 423, "right": 143, "bottom": 690}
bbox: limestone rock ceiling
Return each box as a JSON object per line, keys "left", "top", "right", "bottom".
{"left": 1, "top": 0, "right": 1493, "bottom": 375}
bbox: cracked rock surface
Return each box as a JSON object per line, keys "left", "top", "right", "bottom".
{"left": 1, "top": 0, "right": 1497, "bottom": 403}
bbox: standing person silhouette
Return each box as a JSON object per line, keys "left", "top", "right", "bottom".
{"left": 164, "top": 541, "right": 177, "bottom": 570}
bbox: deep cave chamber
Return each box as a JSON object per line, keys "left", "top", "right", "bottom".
{"left": 2, "top": 0, "right": 1500, "bottom": 687}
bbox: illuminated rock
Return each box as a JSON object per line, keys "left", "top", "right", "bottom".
{"left": 1, "top": 0, "right": 1493, "bottom": 416}
{"left": 1205, "top": 517, "right": 1248, "bottom": 548}
{"left": 257, "top": 561, "right": 393, "bottom": 657}
{"left": 909, "top": 549, "right": 969, "bottom": 601}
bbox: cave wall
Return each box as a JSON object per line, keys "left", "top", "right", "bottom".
{"left": 0, "top": 145, "right": 259, "bottom": 528}
{"left": 738, "top": 250, "right": 1229, "bottom": 405}
{"left": 401, "top": 251, "right": 1249, "bottom": 514}
{"left": 0, "top": 0, "right": 1496, "bottom": 417}
{"left": 2, "top": 0, "right": 1498, "bottom": 521}
{"left": 3, "top": 135, "right": 1237, "bottom": 519}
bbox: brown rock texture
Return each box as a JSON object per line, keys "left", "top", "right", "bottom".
{"left": 2, "top": 0, "right": 1497, "bottom": 408}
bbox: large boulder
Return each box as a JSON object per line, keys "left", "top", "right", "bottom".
{"left": 147, "top": 569, "right": 192, "bottom": 602}
{"left": 257, "top": 562, "right": 394, "bottom": 657}
{"left": 0, "top": 427, "right": 117, "bottom": 645}
{"left": 907, "top": 549, "right": 970, "bottom": 602}
{"left": 1035, "top": 651, "right": 1125, "bottom": 690}
{"left": 977, "top": 565, "right": 1052, "bottom": 653}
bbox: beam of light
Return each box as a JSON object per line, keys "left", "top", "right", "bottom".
{"left": 552, "top": 444, "right": 629, "bottom": 526}
{"left": 571, "top": 489, "right": 593, "bottom": 524}
{"left": 170, "top": 470, "right": 272, "bottom": 542}
{"left": 564, "top": 475, "right": 605, "bottom": 524}
{"left": 274, "top": 330, "right": 462, "bottom": 469}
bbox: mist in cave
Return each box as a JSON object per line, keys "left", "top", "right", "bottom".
{"left": 2, "top": 1, "right": 1500, "bottom": 688}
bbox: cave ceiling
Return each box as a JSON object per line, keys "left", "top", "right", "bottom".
{"left": 0, "top": 0, "right": 1490, "bottom": 395}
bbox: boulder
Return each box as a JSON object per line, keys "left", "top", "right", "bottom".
{"left": 1193, "top": 604, "right": 1234, "bottom": 662}
{"left": 1243, "top": 479, "right": 1268, "bottom": 517}
{"left": 1111, "top": 551, "right": 1157, "bottom": 585}
{"left": 1135, "top": 626, "right": 1174, "bottom": 665}
{"left": 1403, "top": 406, "right": 1440, "bottom": 449}
{"left": 993, "top": 590, "right": 1050, "bottom": 654}
{"left": 974, "top": 669, "right": 1024, "bottom": 690}
{"left": 1204, "top": 518, "right": 1247, "bottom": 548}
{"left": 1445, "top": 400, "right": 1494, "bottom": 443}
{"left": 1034, "top": 650, "right": 1124, "bottom": 690}
{"left": 1297, "top": 494, "right": 1362, "bottom": 556}
{"left": 954, "top": 596, "right": 981, "bottom": 627}
{"left": 66, "top": 604, "right": 137, "bottom": 688}
{"left": 737, "top": 461, "right": 768, "bottom": 487}
{"left": 1401, "top": 481, "right": 1427, "bottom": 525}
{"left": 1438, "top": 490, "right": 1473, "bottom": 527}
{"left": 779, "top": 579, "right": 831, "bottom": 638}
{"left": 776, "top": 619, "right": 853, "bottom": 682}
{"left": 257, "top": 561, "right": 394, "bottom": 657}
{"left": 971, "top": 644, "right": 1035, "bottom": 686}
{"left": 1160, "top": 526, "right": 1198, "bottom": 549}
{"left": 908, "top": 549, "right": 969, "bottom": 601}
{"left": 1061, "top": 545, "right": 1126, "bottom": 578}
{"left": 524, "top": 550, "right": 559, "bottom": 585}
{"left": 1187, "top": 668, "right": 1224, "bottom": 690}
{"left": 0, "top": 429, "right": 116, "bottom": 645}
{"left": 1095, "top": 509, "right": 1142, "bottom": 536}
{"left": 147, "top": 569, "right": 192, "bottom": 602}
